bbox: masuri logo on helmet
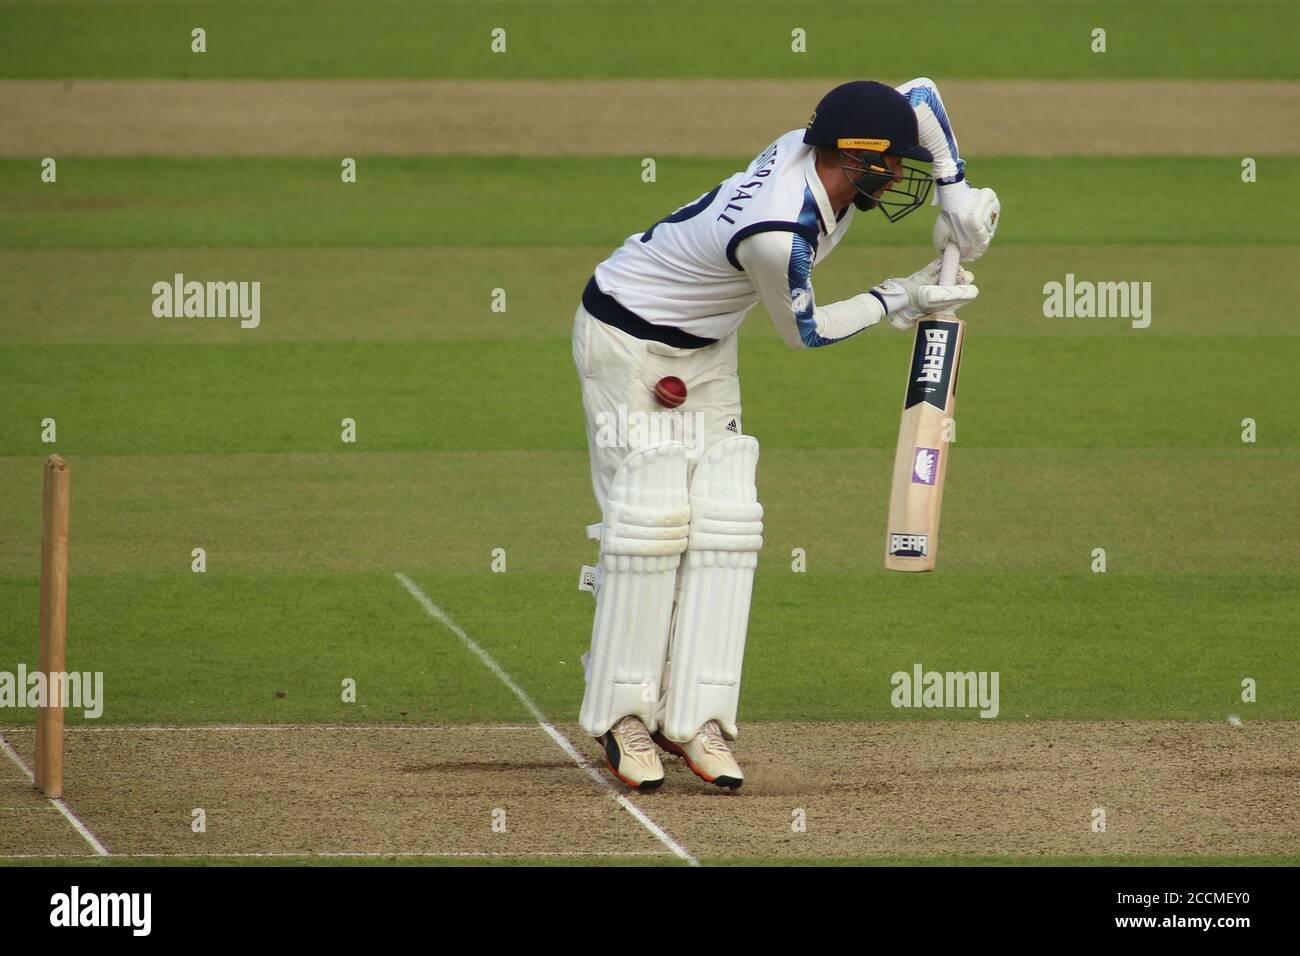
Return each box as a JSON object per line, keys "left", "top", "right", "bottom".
{"left": 836, "top": 138, "right": 891, "bottom": 151}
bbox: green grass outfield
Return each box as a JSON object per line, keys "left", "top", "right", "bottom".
{"left": 1, "top": 0, "right": 1296, "bottom": 79}
{"left": 3, "top": 156, "right": 1297, "bottom": 249}
{"left": 0, "top": 153, "right": 1297, "bottom": 733}
{"left": 2, "top": 0, "right": 1299, "bottom": 864}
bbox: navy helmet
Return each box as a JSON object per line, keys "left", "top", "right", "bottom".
{"left": 804, "top": 81, "right": 933, "bottom": 219}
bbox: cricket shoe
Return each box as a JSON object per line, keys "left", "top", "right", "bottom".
{"left": 597, "top": 716, "right": 664, "bottom": 790}
{"left": 653, "top": 720, "right": 743, "bottom": 790}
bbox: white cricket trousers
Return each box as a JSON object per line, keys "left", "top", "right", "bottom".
{"left": 571, "top": 303, "right": 743, "bottom": 511}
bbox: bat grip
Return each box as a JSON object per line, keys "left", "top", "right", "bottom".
{"left": 939, "top": 242, "right": 960, "bottom": 286}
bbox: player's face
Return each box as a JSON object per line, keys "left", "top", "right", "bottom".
{"left": 873, "top": 156, "right": 905, "bottom": 197}
{"left": 842, "top": 151, "right": 904, "bottom": 198}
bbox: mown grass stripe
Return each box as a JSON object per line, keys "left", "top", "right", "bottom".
{"left": 1, "top": 1, "right": 1294, "bottom": 80}
{"left": 1, "top": 156, "right": 1296, "bottom": 249}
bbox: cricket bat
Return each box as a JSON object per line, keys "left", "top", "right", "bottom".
{"left": 885, "top": 243, "right": 965, "bottom": 572}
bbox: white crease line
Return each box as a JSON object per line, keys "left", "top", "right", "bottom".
{"left": 0, "top": 732, "right": 110, "bottom": 857}
{"left": 394, "top": 572, "right": 698, "bottom": 867}
{"left": 0, "top": 850, "right": 673, "bottom": 860}
{"left": 0, "top": 807, "right": 61, "bottom": 812}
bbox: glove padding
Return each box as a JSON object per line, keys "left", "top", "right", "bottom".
{"left": 933, "top": 186, "right": 1000, "bottom": 262}
{"left": 870, "top": 257, "right": 977, "bottom": 331}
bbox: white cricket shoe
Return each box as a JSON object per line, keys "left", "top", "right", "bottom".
{"left": 597, "top": 716, "right": 665, "bottom": 790}
{"left": 653, "top": 720, "right": 743, "bottom": 790}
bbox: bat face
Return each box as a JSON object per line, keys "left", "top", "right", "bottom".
{"left": 885, "top": 315, "right": 964, "bottom": 572}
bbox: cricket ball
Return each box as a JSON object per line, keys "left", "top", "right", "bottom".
{"left": 653, "top": 376, "right": 687, "bottom": 409}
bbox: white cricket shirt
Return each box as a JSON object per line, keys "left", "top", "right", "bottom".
{"left": 591, "top": 129, "right": 885, "bottom": 349}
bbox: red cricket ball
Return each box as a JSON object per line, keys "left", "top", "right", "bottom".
{"left": 653, "top": 376, "right": 687, "bottom": 409}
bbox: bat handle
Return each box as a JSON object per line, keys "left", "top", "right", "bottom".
{"left": 938, "top": 241, "right": 960, "bottom": 286}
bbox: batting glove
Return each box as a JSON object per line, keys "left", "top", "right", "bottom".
{"left": 933, "top": 185, "right": 1000, "bottom": 262}
{"left": 870, "top": 257, "right": 977, "bottom": 331}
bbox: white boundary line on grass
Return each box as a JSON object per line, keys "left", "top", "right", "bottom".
{"left": 0, "top": 733, "right": 110, "bottom": 857}
{"left": 394, "top": 572, "right": 699, "bottom": 867}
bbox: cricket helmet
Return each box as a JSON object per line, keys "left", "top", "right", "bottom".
{"left": 803, "top": 80, "right": 933, "bottom": 219}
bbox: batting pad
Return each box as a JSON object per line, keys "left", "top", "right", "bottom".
{"left": 661, "top": 436, "right": 763, "bottom": 742}
{"left": 579, "top": 443, "right": 691, "bottom": 737}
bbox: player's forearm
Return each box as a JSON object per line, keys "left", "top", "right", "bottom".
{"left": 771, "top": 295, "right": 883, "bottom": 350}
{"left": 802, "top": 296, "right": 886, "bottom": 347}
{"left": 896, "top": 78, "right": 999, "bottom": 260}
{"left": 738, "top": 232, "right": 883, "bottom": 349}
{"left": 896, "top": 78, "right": 963, "bottom": 185}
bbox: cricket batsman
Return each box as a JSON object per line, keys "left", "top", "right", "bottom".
{"left": 572, "top": 79, "right": 1000, "bottom": 789}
